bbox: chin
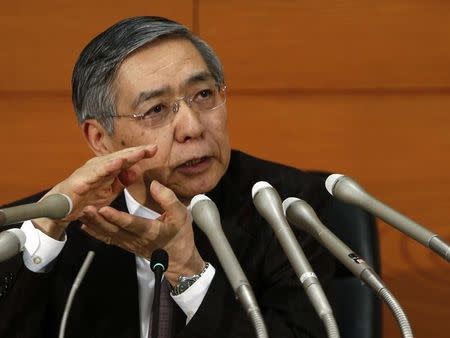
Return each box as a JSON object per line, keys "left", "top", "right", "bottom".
{"left": 180, "top": 180, "right": 217, "bottom": 199}
{"left": 174, "top": 172, "right": 222, "bottom": 200}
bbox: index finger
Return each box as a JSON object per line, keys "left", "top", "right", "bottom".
{"left": 84, "top": 144, "right": 158, "bottom": 184}
{"left": 106, "top": 144, "right": 158, "bottom": 172}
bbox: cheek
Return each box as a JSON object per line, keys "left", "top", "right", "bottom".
{"left": 208, "top": 112, "right": 230, "bottom": 150}
{"left": 112, "top": 127, "right": 147, "bottom": 149}
{"left": 138, "top": 128, "right": 176, "bottom": 177}
{"left": 205, "top": 109, "right": 228, "bottom": 134}
{"left": 152, "top": 130, "right": 174, "bottom": 162}
{"left": 113, "top": 125, "right": 175, "bottom": 167}
{"left": 118, "top": 127, "right": 171, "bottom": 151}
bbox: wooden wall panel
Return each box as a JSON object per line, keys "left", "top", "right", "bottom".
{"left": 227, "top": 93, "right": 450, "bottom": 337}
{"left": 0, "top": 94, "right": 91, "bottom": 203}
{"left": 198, "top": 1, "right": 450, "bottom": 90}
{"left": 227, "top": 93, "right": 450, "bottom": 179}
{"left": 1, "top": 1, "right": 450, "bottom": 337}
{"left": 0, "top": 0, "right": 193, "bottom": 92}
{"left": 0, "top": 0, "right": 194, "bottom": 202}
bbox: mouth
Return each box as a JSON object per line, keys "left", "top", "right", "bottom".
{"left": 180, "top": 157, "right": 209, "bottom": 167}
{"left": 176, "top": 156, "right": 213, "bottom": 174}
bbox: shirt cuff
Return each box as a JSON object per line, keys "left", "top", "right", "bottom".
{"left": 21, "top": 220, "right": 66, "bottom": 273}
{"left": 171, "top": 263, "right": 216, "bottom": 323}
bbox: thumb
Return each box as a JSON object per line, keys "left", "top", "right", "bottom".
{"left": 150, "top": 180, "right": 188, "bottom": 221}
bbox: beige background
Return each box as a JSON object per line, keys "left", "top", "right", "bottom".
{"left": 1, "top": 1, "right": 449, "bottom": 337}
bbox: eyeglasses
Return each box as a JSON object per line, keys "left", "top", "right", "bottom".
{"left": 110, "top": 81, "right": 226, "bottom": 129}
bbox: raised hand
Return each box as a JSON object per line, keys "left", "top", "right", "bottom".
{"left": 33, "top": 144, "right": 157, "bottom": 239}
{"left": 79, "top": 180, "right": 204, "bottom": 285}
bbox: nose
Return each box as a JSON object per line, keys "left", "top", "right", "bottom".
{"left": 173, "top": 101, "right": 205, "bottom": 143}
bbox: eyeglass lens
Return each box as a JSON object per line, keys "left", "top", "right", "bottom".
{"left": 134, "top": 80, "right": 226, "bottom": 128}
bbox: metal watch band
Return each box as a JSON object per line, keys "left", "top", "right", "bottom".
{"left": 170, "top": 262, "right": 210, "bottom": 295}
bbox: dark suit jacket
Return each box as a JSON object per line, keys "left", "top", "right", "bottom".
{"left": 0, "top": 150, "right": 335, "bottom": 338}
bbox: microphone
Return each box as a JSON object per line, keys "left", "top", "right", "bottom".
{"left": 150, "top": 248, "right": 169, "bottom": 273}
{"left": 0, "top": 194, "right": 73, "bottom": 227}
{"left": 58, "top": 250, "right": 95, "bottom": 338}
{"left": 326, "top": 174, "right": 449, "bottom": 262}
{"left": 0, "top": 228, "right": 26, "bottom": 262}
{"left": 283, "top": 197, "right": 414, "bottom": 338}
{"left": 150, "top": 248, "right": 169, "bottom": 338}
{"left": 189, "top": 195, "right": 269, "bottom": 338}
{"left": 252, "top": 182, "right": 339, "bottom": 338}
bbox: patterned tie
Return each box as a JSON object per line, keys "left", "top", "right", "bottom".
{"left": 149, "top": 278, "right": 173, "bottom": 338}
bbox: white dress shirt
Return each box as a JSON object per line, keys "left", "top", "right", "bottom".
{"left": 20, "top": 188, "right": 215, "bottom": 338}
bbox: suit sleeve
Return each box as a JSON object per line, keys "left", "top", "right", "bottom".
{"left": 0, "top": 191, "right": 56, "bottom": 338}
{"left": 0, "top": 226, "right": 55, "bottom": 338}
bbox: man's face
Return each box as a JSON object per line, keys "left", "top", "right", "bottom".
{"left": 105, "top": 38, "right": 230, "bottom": 203}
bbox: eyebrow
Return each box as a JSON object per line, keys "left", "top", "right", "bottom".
{"left": 132, "top": 71, "right": 214, "bottom": 110}
{"left": 183, "top": 71, "right": 214, "bottom": 86}
{"left": 132, "top": 86, "right": 170, "bottom": 110}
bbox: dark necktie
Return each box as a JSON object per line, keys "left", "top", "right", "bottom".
{"left": 149, "top": 279, "right": 173, "bottom": 338}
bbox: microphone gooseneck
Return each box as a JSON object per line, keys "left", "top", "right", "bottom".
{"left": 0, "top": 228, "right": 26, "bottom": 262}
{"left": 283, "top": 197, "right": 414, "bottom": 338}
{"left": 252, "top": 182, "right": 339, "bottom": 338}
{"left": 0, "top": 194, "right": 73, "bottom": 227}
{"left": 150, "top": 248, "right": 169, "bottom": 338}
{"left": 326, "top": 174, "right": 449, "bottom": 263}
{"left": 189, "top": 195, "right": 269, "bottom": 338}
{"left": 58, "top": 251, "right": 95, "bottom": 338}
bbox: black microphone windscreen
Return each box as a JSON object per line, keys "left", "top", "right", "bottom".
{"left": 150, "top": 248, "right": 169, "bottom": 272}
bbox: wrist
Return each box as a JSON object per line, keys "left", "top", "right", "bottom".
{"left": 165, "top": 250, "right": 205, "bottom": 287}
{"left": 32, "top": 218, "right": 67, "bottom": 240}
{"left": 169, "top": 262, "right": 210, "bottom": 296}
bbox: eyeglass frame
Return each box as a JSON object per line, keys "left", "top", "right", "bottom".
{"left": 108, "top": 83, "right": 227, "bottom": 122}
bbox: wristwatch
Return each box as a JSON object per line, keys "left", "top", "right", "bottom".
{"left": 170, "top": 262, "right": 210, "bottom": 295}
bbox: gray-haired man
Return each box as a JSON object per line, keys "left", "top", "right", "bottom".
{"left": 0, "top": 16, "right": 334, "bottom": 338}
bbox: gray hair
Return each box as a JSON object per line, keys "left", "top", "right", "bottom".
{"left": 72, "top": 16, "right": 224, "bottom": 134}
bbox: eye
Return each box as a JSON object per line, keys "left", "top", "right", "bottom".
{"left": 141, "top": 104, "right": 167, "bottom": 119}
{"left": 194, "top": 88, "right": 214, "bottom": 101}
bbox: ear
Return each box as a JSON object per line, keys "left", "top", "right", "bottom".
{"left": 82, "top": 119, "right": 114, "bottom": 155}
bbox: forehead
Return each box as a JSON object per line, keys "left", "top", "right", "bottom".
{"left": 115, "top": 38, "right": 209, "bottom": 94}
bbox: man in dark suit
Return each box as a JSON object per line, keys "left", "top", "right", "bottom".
{"left": 0, "top": 16, "right": 334, "bottom": 337}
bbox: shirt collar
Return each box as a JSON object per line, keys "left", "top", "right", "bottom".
{"left": 124, "top": 188, "right": 161, "bottom": 220}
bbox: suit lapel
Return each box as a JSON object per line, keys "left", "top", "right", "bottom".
{"left": 77, "top": 193, "right": 141, "bottom": 337}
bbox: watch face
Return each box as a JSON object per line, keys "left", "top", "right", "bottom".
{"left": 174, "top": 277, "right": 199, "bottom": 295}
{"left": 172, "top": 262, "right": 208, "bottom": 295}
{"left": 178, "top": 282, "right": 190, "bottom": 293}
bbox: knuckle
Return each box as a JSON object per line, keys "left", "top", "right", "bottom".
{"left": 122, "top": 218, "right": 134, "bottom": 229}
{"left": 110, "top": 226, "right": 120, "bottom": 234}
{"left": 136, "top": 238, "right": 147, "bottom": 249}
{"left": 185, "top": 211, "right": 193, "bottom": 225}
{"left": 162, "top": 187, "right": 178, "bottom": 205}
{"left": 180, "top": 211, "right": 191, "bottom": 227}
